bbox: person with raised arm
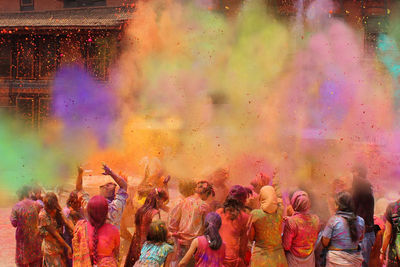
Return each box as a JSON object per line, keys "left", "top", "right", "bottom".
{"left": 80, "top": 163, "right": 129, "bottom": 229}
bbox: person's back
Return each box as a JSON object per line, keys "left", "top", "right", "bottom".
{"left": 248, "top": 186, "right": 287, "bottom": 267}
{"left": 284, "top": 213, "right": 319, "bottom": 257}
{"left": 217, "top": 208, "right": 249, "bottom": 266}
{"left": 324, "top": 214, "right": 365, "bottom": 250}
{"left": 170, "top": 195, "right": 210, "bottom": 246}
{"left": 11, "top": 198, "right": 42, "bottom": 266}
{"left": 195, "top": 236, "right": 226, "bottom": 267}
{"left": 87, "top": 222, "right": 120, "bottom": 259}
{"left": 251, "top": 208, "right": 283, "bottom": 249}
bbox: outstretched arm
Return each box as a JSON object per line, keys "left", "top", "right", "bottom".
{"left": 179, "top": 238, "right": 198, "bottom": 267}
{"left": 102, "top": 164, "right": 127, "bottom": 191}
{"left": 46, "top": 224, "right": 72, "bottom": 257}
{"left": 76, "top": 166, "right": 83, "bottom": 192}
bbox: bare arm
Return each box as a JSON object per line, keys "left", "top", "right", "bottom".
{"left": 102, "top": 164, "right": 127, "bottom": 190}
{"left": 322, "top": 237, "right": 330, "bottom": 247}
{"left": 46, "top": 224, "right": 71, "bottom": 251}
{"left": 76, "top": 166, "right": 83, "bottom": 191}
{"left": 381, "top": 221, "right": 392, "bottom": 254}
{"left": 179, "top": 238, "right": 198, "bottom": 267}
{"left": 164, "top": 252, "right": 173, "bottom": 267}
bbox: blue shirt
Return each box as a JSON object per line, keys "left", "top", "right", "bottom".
{"left": 322, "top": 212, "right": 365, "bottom": 250}
{"left": 138, "top": 242, "right": 173, "bottom": 265}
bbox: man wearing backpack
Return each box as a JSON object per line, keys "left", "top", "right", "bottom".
{"left": 380, "top": 199, "right": 400, "bottom": 266}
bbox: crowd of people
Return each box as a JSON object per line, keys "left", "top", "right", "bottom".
{"left": 9, "top": 162, "right": 400, "bottom": 267}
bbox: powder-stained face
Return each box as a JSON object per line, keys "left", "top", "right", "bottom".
{"left": 100, "top": 183, "right": 116, "bottom": 200}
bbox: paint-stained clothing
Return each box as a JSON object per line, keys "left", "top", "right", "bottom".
{"left": 87, "top": 222, "right": 120, "bottom": 259}
{"left": 249, "top": 206, "right": 288, "bottom": 267}
{"left": 168, "top": 195, "right": 210, "bottom": 246}
{"left": 10, "top": 199, "right": 43, "bottom": 266}
{"left": 82, "top": 188, "right": 128, "bottom": 229}
{"left": 72, "top": 220, "right": 119, "bottom": 267}
{"left": 194, "top": 236, "right": 226, "bottom": 267}
{"left": 322, "top": 212, "right": 365, "bottom": 250}
{"left": 216, "top": 208, "right": 249, "bottom": 267}
{"left": 39, "top": 209, "right": 67, "bottom": 267}
{"left": 125, "top": 209, "right": 159, "bottom": 267}
{"left": 384, "top": 201, "right": 400, "bottom": 267}
{"left": 283, "top": 212, "right": 320, "bottom": 258}
{"left": 134, "top": 242, "right": 173, "bottom": 267}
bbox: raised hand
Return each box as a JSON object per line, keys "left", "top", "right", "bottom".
{"left": 102, "top": 163, "right": 113, "bottom": 176}
{"left": 163, "top": 175, "right": 171, "bottom": 185}
{"left": 77, "top": 165, "right": 84, "bottom": 174}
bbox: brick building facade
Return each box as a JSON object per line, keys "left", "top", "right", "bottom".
{"left": 0, "top": 0, "right": 133, "bottom": 128}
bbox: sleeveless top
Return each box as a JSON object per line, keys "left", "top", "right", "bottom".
{"left": 194, "top": 236, "right": 225, "bottom": 267}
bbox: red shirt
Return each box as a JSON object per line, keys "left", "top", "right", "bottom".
{"left": 217, "top": 208, "right": 249, "bottom": 267}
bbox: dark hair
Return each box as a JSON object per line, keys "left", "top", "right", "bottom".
{"left": 17, "top": 185, "right": 32, "bottom": 200}
{"left": 195, "top": 181, "right": 215, "bottom": 197}
{"left": 335, "top": 191, "right": 359, "bottom": 242}
{"left": 43, "top": 192, "right": 63, "bottom": 228}
{"left": 147, "top": 220, "right": 168, "bottom": 243}
{"left": 135, "top": 188, "right": 168, "bottom": 226}
{"left": 66, "top": 190, "right": 79, "bottom": 208}
{"left": 30, "top": 185, "right": 42, "bottom": 200}
{"left": 204, "top": 212, "right": 222, "bottom": 250}
{"left": 87, "top": 195, "right": 109, "bottom": 265}
{"left": 223, "top": 197, "right": 244, "bottom": 220}
{"left": 228, "top": 185, "right": 249, "bottom": 204}
{"left": 178, "top": 179, "right": 196, "bottom": 198}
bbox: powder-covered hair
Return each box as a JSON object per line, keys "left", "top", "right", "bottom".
{"left": 204, "top": 212, "right": 223, "bottom": 250}
{"left": 44, "top": 192, "right": 63, "bottom": 225}
{"left": 335, "top": 191, "right": 359, "bottom": 242}
{"left": 87, "top": 195, "right": 109, "bottom": 265}
{"left": 135, "top": 188, "right": 168, "bottom": 226}
{"left": 223, "top": 197, "right": 244, "bottom": 220}
{"left": 228, "top": 185, "right": 249, "bottom": 204}
{"left": 147, "top": 220, "right": 168, "bottom": 243}
{"left": 66, "top": 190, "right": 79, "bottom": 208}
{"left": 178, "top": 179, "right": 197, "bottom": 198}
{"left": 195, "top": 181, "right": 215, "bottom": 197}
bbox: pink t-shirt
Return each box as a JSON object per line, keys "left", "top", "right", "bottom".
{"left": 87, "top": 223, "right": 120, "bottom": 258}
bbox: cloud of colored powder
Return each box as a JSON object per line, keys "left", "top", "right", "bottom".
{"left": 111, "top": 0, "right": 399, "bottom": 194}
{"left": 0, "top": 114, "right": 76, "bottom": 193}
{"left": 52, "top": 65, "right": 117, "bottom": 147}
{"left": 3, "top": 0, "right": 400, "bottom": 200}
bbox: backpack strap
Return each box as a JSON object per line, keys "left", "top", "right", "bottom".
{"left": 392, "top": 201, "right": 400, "bottom": 232}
